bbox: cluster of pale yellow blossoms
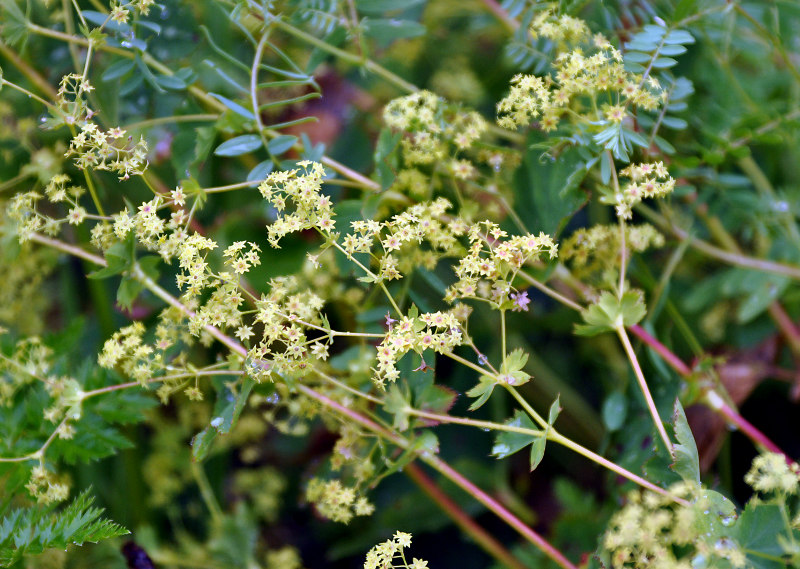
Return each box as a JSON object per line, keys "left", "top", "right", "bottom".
{"left": 343, "top": 198, "right": 464, "bottom": 282}
{"left": 612, "top": 161, "right": 675, "bottom": 219}
{"left": 110, "top": 0, "right": 157, "bottom": 23}
{"left": 374, "top": 310, "right": 464, "bottom": 388}
{"left": 7, "top": 175, "right": 88, "bottom": 241}
{"left": 604, "top": 482, "right": 746, "bottom": 569}
{"left": 305, "top": 478, "right": 374, "bottom": 524}
{"left": 497, "top": 13, "right": 664, "bottom": 132}
{"left": 446, "top": 221, "right": 558, "bottom": 307}
{"left": 364, "top": 532, "right": 428, "bottom": 569}
{"left": 744, "top": 452, "right": 800, "bottom": 494}
{"left": 66, "top": 122, "right": 149, "bottom": 180}
{"left": 259, "top": 160, "right": 335, "bottom": 247}
{"left": 562, "top": 223, "right": 665, "bottom": 284}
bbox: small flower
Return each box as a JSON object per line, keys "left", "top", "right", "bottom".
{"left": 385, "top": 313, "right": 398, "bottom": 329}
{"left": 510, "top": 290, "right": 531, "bottom": 312}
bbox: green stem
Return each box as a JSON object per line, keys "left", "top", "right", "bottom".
{"left": 191, "top": 461, "right": 223, "bottom": 524}
{"left": 616, "top": 325, "right": 674, "bottom": 458}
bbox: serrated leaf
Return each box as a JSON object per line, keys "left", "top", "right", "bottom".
{"left": 671, "top": 400, "right": 700, "bottom": 484}
{"left": 491, "top": 410, "right": 539, "bottom": 459}
{"left": 116, "top": 276, "right": 143, "bottom": 311}
{"left": 214, "top": 135, "right": 263, "bottom": 157}
{"left": 88, "top": 242, "right": 131, "bottom": 279}
{"left": 466, "top": 375, "right": 496, "bottom": 411}
{"left": 192, "top": 377, "right": 254, "bottom": 461}
{"left": 575, "top": 291, "right": 646, "bottom": 336}
{"left": 529, "top": 436, "right": 546, "bottom": 471}
{"left": 384, "top": 383, "right": 410, "bottom": 431}
{"left": 547, "top": 395, "right": 561, "bottom": 425}
{"left": 735, "top": 502, "right": 794, "bottom": 569}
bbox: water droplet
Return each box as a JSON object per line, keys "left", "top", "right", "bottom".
{"left": 714, "top": 538, "right": 734, "bottom": 553}
{"left": 774, "top": 201, "right": 790, "bottom": 212}
{"left": 210, "top": 416, "right": 223, "bottom": 428}
{"left": 691, "top": 554, "right": 708, "bottom": 569}
{"left": 482, "top": 428, "right": 490, "bottom": 432}
{"left": 720, "top": 513, "right": 737, "bottom": 526}
{"left": 492, "top": 444, "right": 510, "bottom": 457}
{"left": 266, "top": 394, "right": 280, "bottom": 404}
{"left": 120, "top": 40, "right": 133, "bottom": 48}
{"left": 703, "top": 510, "right": 710, "bottom": 515}
{"left": 160, "top": 7, "right": 169, "bottom": 18}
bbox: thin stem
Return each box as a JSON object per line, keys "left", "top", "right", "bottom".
{"left": 122, "top": 114, "right": 219, "bottom": 131}
{"left": 404, "top": 463, "right": 529, "bottom": 569}
{"left": 636, "top": 203, "right": 800, "bottom": 281}
{"left": 191, "top": 461, "right": 223, "bottom": 525}
{"left": 628, "top": 324, "right": 692, "bottom": 377}
{"left": 517, "top": 270, "right": 583, "bottom": 311}
{"left": 503, "top": 385, "right": 549, "bottom": 431}
{"left": 406, "top": 407, "right": 544, "bottom": 437}
{"left": 705, "top": 390, "right": 787, "bottom": 457}
{"left": 616, "top": 325, "right": 674, "bottom": 458}
{"left": 296, "top": 384, "right": 577, "bottom": 569}
{"left": 0, "top": 78, "right": 61, "bottom": 112}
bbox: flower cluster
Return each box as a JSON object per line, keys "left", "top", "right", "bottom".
{"left": 744, "top": 452, "right": 800, "bottom": 495}
{"left": 65, "top": 122, "right": 149, "bottom": 180}
{"left": 53, "top": 74, "right": 94, "bottom": 126}
{"left": 6, "top": 175, "right": 87, "bottom": 242}
{"left": 110, "top": 0, "right": 156, "bottom": 23}
{"left": 604, "top": 482, "right": 746, "bottom": 569}
{"left": 608, "top": 162, "right": 676, "bottom": 219}
{"left": 343, "top": 198, "right": 464, "bottom": 282}
{"left": 364, "top": 532, "right": 428, "bottom": 569}
{"left": 374, "top": 309, "right": 463, "bottom": 388}
{"left": 445, "top": 221, "right": 558, "bottom": 308}
{"left": 259, "top": 160, "right": 334, "bottom": 247}
{"left": 497, "top": 14, "right": 664, "bottom": 132}
{"left": 305, "top": 478, "right": 374, "bottom": 524}
{"left": 98, "top": 322, "right": 161, "bottom": 385}
{"left": 25, "top": 465, "right": 70, "bottom": 505}
{"left": 562, "top": 223, "right": 664, "bottom": 287}
{"left": 243, "top": 277, "right": 328, "bottom": 381}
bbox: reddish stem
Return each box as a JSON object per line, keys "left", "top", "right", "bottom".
{"left": 627, "top": 325, "right": 794, "bottom": 461}
{"left": 628, "top": 324, "right": 692, "bottom": 377}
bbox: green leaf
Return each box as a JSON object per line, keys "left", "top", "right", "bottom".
{"left": 88, "top": 242, "right": 131, "bottom": 279}
{"left": 247, "top": 159, "right": 274, "bottom": 183}
{"left": 0, "top": 490, "right": 127, "bottom": 565}
{"left": 602, "top": 390, "right": 627, "bottom": 431}
{"left": 529, "top": 436, "right": 546, "bottom": 471}
{"left": 735, "top": 502, "right": 795, "bottom": 569}
{"left": 154, "top": 74, "right": 187, "bottom": 91}
{"left": 214, "top": 135, "right": 263, "bottom": 157}
{"left": 0, "top": 0, "right": 29, "bottom": 48}
{"left": 101, "top": 59, "right": 135, "bottom": 82}
{"left": 356, "top": 0, "right": 426, "bottom": 14}
{"left": 664, "top": 29, "right": 695, "bottom": 45}
{"left": 192, "top": 377, "right": 255, "bottom": 461}
{"left": 116, "top": 276, "right": 143, "bottom": 311}
{"left": 466, "top": 375, "right": 496, "bottom": 411}
{"left": 575, "top": 291, "right": 646, "bottom": 336}
{"left": 384, "top": 383, "right": 410, "bottom": 431}
{"left": 514, "top": 133, "right": 588, "bottom": 236}
{"left": 362, "top": 18, "right": 426, "bottom": 41}
{"left": 209, "top": 93, "right": 256, "bottom": 120}
{"left": 491, "top": 410, "right": 538, "bottom": 459}
{"left": 267, "top": 135, "right": 298, "bottom": 156}
{"left": 671, "top": 400, "right": 700, "bottom": 484}
{"left": 547, "top": 395, "right": 561, "bottom": 425}
{"left": 661, "top": 116, "right": 688, "bottom": 130}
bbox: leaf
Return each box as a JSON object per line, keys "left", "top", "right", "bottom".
{"left": 154, "top": 74, "right": 187, "bottom": 91}
{"left": 192, "top": 377, "right": 255, "bottom": 461}
{"left": 267, "top": 135, "right": 298, "bottom": 156}
{"left": 671, "top": 400, "right": 700, "bottom": 484}
{"left": 88, "top": 242, "right": 131, "bottom": 279}
{"left": 491, "top": 410, "right": 538, "bottom": 459}
{"left": 384, "top": 383, "right": 410, "bottom": 431}
{"left": 247, "top": 160, "right": 274, "bottom": 183}
{"left": 602, "top": 390, "right": 627, "bottom": 431}
{"left": 209, "top": 93, "right": 255, "bottom": 120}
{"left": 664, "top": 29, "right": 695, "bottom": 45}
{"left": 362, "top": 18, "right": 426, "bottom": 41}
{"left": 575, "top": 291, "right": 646, "bottom": 336}
{"left": 356, "top": 0, "right": 426, "bottom": 14}
{"left": 514, "top": 134, "right": 589, "bottom": 236}
{"left": 466, "top": 375, "right": 496, "bottom": 411}
{"left": 214, "top": 135, "right": 263, "bottom": 157}
{"left": 0, "top": 490, "right": 127, "bottom": 565}
{"left": 116, "top": 276, "right": 143, "bottom": 311}
{"left": 101, "top": 59, "right": 135, "bottom": 82}
{"left": 735, "top": 502, "right": 795, "bottom": 569}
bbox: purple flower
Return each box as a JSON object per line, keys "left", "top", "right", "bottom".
{"left": 510, "top": 290, "right": 531, "bottom": 312}
{"left": 385, "top": 312, "right": 398, "bottom": 329}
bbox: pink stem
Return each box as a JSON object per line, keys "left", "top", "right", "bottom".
{"left": 297, "top": 384, "right": 578, "bottom": 569}
{"left": 628, "top": 324, "right": 692, "bottom": 377}
{"left": 628, "top": 325, "right": 794, "bottom": 462}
